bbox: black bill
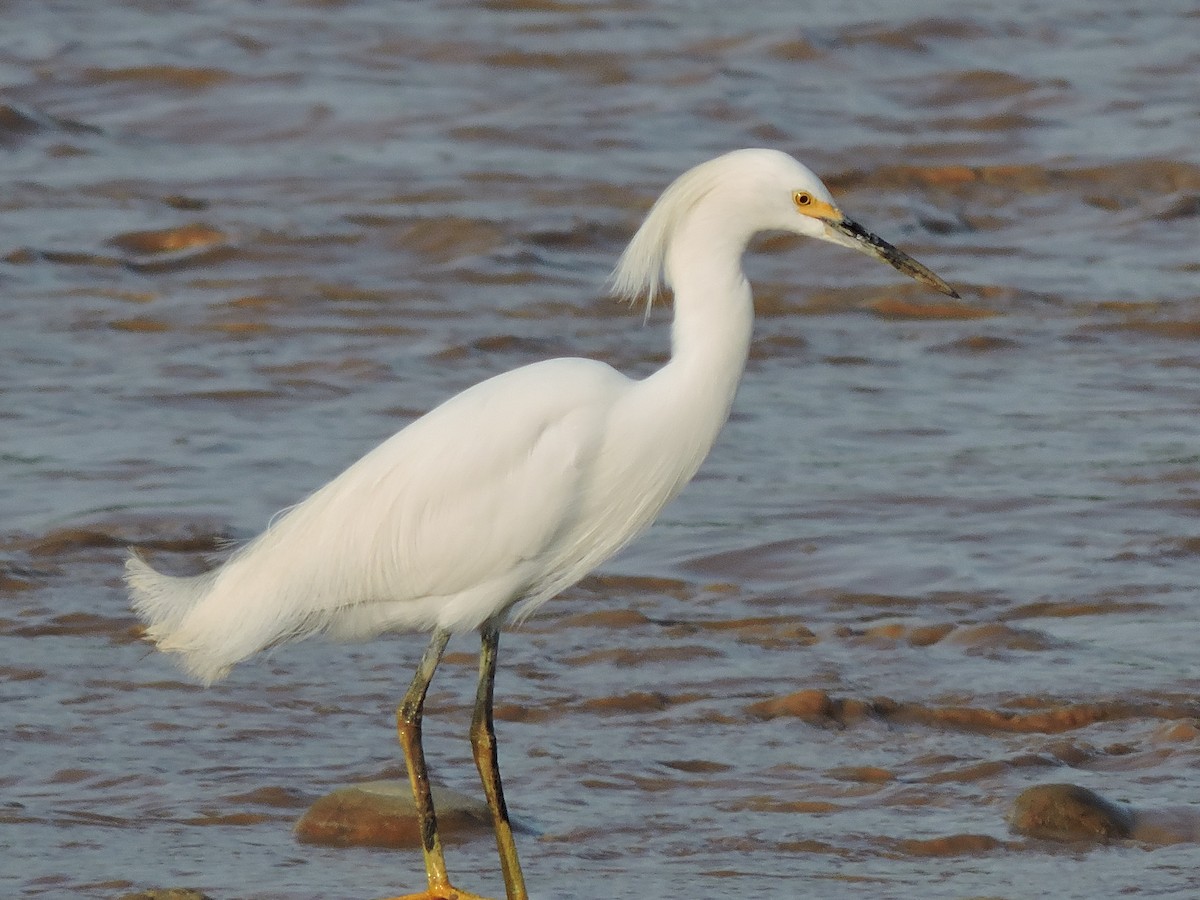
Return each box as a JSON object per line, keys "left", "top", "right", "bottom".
{"left": 823, "top": 217, "right": 959, "bottom": 299}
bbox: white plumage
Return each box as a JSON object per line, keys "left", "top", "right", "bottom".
{"left": 129, "top": 150, "right": 814, "bottom": 678}
{"left": 129, "top": 355, "right": 697, "bottom": 682}
{"left": 128, "top": 148, "right": 959, "bottom": 681}
{"left": 127, "top": 148, "right": 957, "bottom": 900}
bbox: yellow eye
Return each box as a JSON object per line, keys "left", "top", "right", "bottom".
{"left": 792, "top": 190, "right": 814, "bottom": 210}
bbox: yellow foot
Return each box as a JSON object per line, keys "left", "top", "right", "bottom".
{"left": 381, "top": 886, "right": 495, "bottom": 900}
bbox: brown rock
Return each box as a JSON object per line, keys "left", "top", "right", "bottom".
{"left": 117, "top": 890, "right": 214, "bottom": 900}
{"left": 1151, "top": 720, "right": 1200, "bottom": 743}
{"left": 827, "top": 765, "right": 894, "bottom": 784}
{"left": 907, "top": 623, "right": 955, "bottom": 646}
{"left": 1010, "top": 783, "right": 1134, "bottom": 842}
{"left": 898, "top": 833, "right": 1004, "bottom": 856}
{"left": 108, "top": 223, "right": 225, "bottom": 256}
{"left": 863, "top": 622, "right": 907, "bottom": 642}
{"left": 581, "top": 690, "right": 674, "bottom": 714}
{"left": 746, "top": 688, "right": 832, "bottom": 721}
{"left": 870, "top": 297, "right": 993, "bottom": 320}
{"left": 1129, "top": 807, "right": 1200, "bottom": 844}
{"left": 294, "top": 780, "right": 493, "bottom": 848}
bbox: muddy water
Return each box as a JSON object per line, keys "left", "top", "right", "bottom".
{"left": 3, "top": 2, "right": 1199, "bottom": 898}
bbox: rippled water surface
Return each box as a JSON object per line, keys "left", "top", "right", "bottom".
{"left": 3, "top": 2, "right": 1200, "bottom": 898}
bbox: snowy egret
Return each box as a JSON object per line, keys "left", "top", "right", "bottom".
{"left": 127, "top": 148, "right": 958, "bottom": 900}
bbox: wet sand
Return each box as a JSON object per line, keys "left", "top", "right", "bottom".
{"left": 3, "top": 2, "right": 1200, "bottom": 899}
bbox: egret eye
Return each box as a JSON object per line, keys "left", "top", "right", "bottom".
{"left": 793, "top": 190, "right": 813, "bottom": 209}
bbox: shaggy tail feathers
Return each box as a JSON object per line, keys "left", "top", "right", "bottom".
{"left": 125, "top": 551, "right": 228, "bottom": 684}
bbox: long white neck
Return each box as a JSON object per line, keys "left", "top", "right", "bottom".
{"left": 637, "top": 202, "right": 755, "bottom": 469}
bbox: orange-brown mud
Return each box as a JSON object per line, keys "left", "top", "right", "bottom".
{"left": 3, "top": 3, "right": 1200, "bottom": 899}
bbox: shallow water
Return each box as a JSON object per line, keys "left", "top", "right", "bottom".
{"left": 3, "top": 1, "right": 1200, "bottom": 898}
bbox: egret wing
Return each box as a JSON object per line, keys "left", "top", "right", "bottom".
{"left": 209, "top": 357, "right": 630, "bottom": 641}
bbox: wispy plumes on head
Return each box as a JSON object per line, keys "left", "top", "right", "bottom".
{"left": 607, "top": 154, "right": 735, "bottom": 315}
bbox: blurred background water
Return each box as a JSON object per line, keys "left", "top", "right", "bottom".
{"left": 2, "top": 1, "right": 1199, "bottom": 898}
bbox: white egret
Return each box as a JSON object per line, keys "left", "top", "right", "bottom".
{"left": 127, "top": 148, "right": 959, "bottom": 900}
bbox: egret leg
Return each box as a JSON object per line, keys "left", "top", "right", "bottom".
{"left": 470, "top": 624, "right": 528, "bottom": 900}
{"left": 387, "top": 628, "right": 493, "bottom": 900}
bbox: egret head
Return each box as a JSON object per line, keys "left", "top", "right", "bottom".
{"left": 611, "top": 148, "right": 959, "bottom": 308}
{"left": 733, "top": 149, "right": 959, "bottom": 299}
{"left": 786, "top": 178, "right": 959, "bottom": 299}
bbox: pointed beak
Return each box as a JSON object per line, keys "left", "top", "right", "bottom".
{"left": 820, "top": 215, "right": 959, "bottom": 299}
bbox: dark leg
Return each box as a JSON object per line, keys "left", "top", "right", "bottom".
{"left": 469, "top": 623, "right": 528, "bottom": 900}
{"left": 390, "top": 629, "right": 492, "bottom": 900}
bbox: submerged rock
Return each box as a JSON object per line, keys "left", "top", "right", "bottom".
{"left": 295, "top": 779, "right": 494, "bottom": 848}
{"left": 1010, "top": 783, "right": 1134, "bottom": 841}
{"left": 117, "top": 890, "right": 214, "bottom": 900}
{"left": 1127, "top": 806, "right": 1200, "bottom": 845}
